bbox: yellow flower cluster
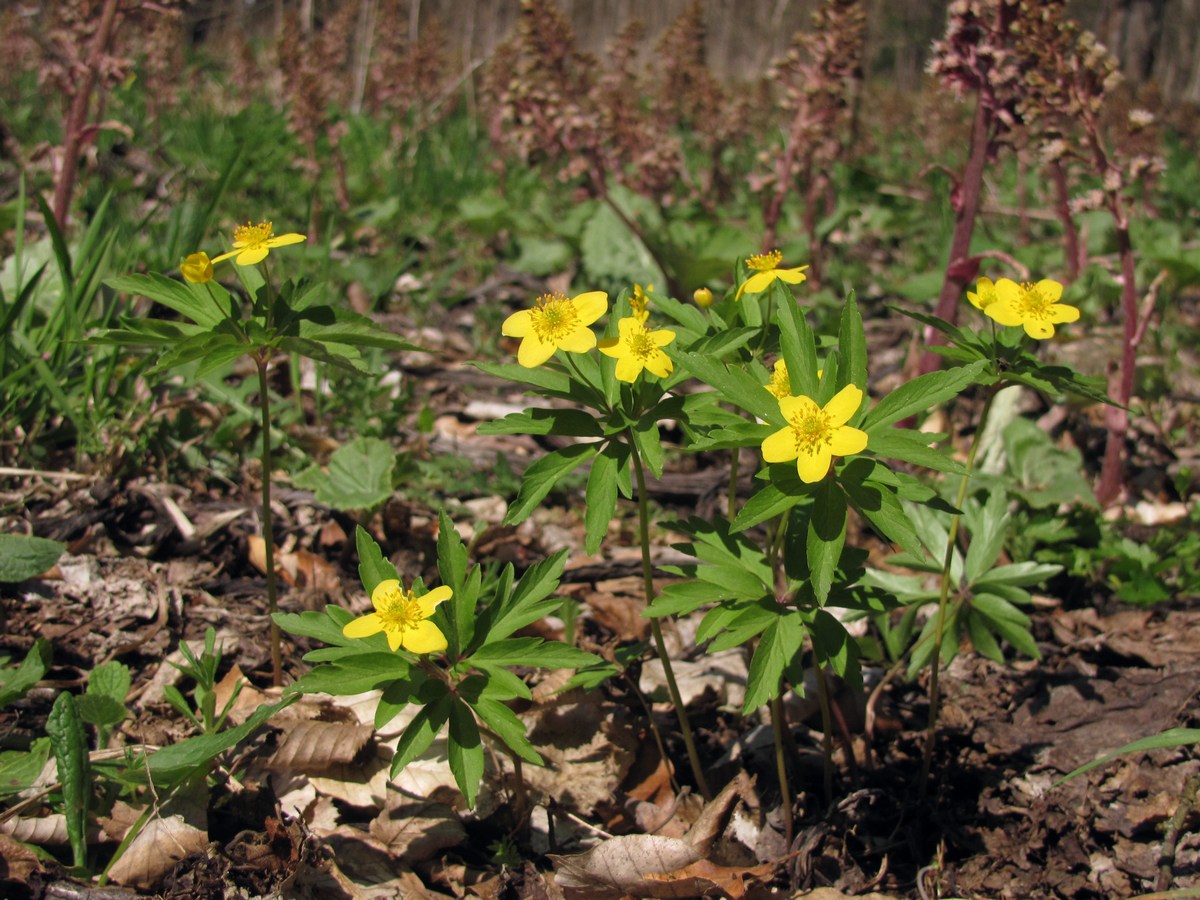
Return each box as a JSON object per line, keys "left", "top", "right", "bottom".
{"left": 968, "top": 276, "right": 1077, "bottom": 340}
{"left": 179, "top": 219, "right": 307, "bottom": 283}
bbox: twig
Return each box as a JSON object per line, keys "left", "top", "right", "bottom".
{"left": 1156, "top": 771, "right": 1200, "bottom": 892}
{"left": 0, "top": 467, "right": 91, "bottom": 482}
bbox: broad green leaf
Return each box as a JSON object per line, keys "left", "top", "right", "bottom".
{"left": 469, "top": 663, "right": 532, "bottom": 701}
{"left": 504, "top": 442, "right": 598, "bottom": 525}
{"left": 975, "top": 561, "right": 1062, "bottom": 589}
{"left": 967, "top": 611, "right": 1005, "bottom": 663}
{"left": 964, "top": 491, "right": 1010, "bottom": 583}
{"left": 474, "top": 361, "right": 571, "bottom": 397}
{"left": 807, "top": 480, "right": 847, "bottom": 605}
{"left": 863, "top": 361, "right": 987, "bottom": 431}
{"left": 632, "top": 418, "right": 665, "bottom": 479}
{"left": 0, "top": 738, "right": 50, "bottom": 797}
{"left": 0, "top": 638, "right": 51, "bottom": 708}
{"left": 481, "top": 549, "right": 568, "bottom": 644}
{"left": 774, "top": 291, "right": 819, "bottom": 400}
{"left": 106, "top": 273, "right": 233, "bottom": 327}
{"left": 289, "top": 653, "right": 413, "bottom": 694}
{"left": 294, "top": 437, "right": 396, "bottom": 511}
{"left": 0, "top": 534, "right": 65, "bottom": 583}
{"left": 274, "top": 606, "right": 358, "bottom": 649}
{"left": 743, "top": 611, "right": 806, "bottom": 712}
{"left": 585, "top": 442, "right": 621, "bottom": 555}
{"left": 840, "top": 460, "right": 924, "bottom": 556}
{"left": 811, "top": 609, "right": 862, "bottom": 691}
{"left": 447, "top": 697, "right": 485, "bottom": 808}
{"left": 671, "top": 353, "right": 777, "bottom": 422}
{"left": 645, "top": 580, "right": 730, "bottom": 618}
{"left": 732, "top": 482, "right": 807, "bottom": 532}
{"left": 355, "top": 527, "right": 400, "bottom": 595}
{"left": 46, "top": 692, "right": 88, "bottom": 867}
{"left": 865, "top": 429, "right": 966, "bottom": 474}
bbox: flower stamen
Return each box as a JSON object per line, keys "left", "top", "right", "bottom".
{"left": 747, "top": 249, "right": 783, "bottom": 271}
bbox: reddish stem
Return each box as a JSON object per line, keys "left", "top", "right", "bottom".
{"left": 52, "top": 0, "right": 121, "bottom": 231}
{"left": 1050, "top": 159, "right": 1082, "bottom": 283}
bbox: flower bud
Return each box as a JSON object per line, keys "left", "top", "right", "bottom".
{"left": 693, "top": 287, "right": 714, "bottom": 308}
{"left": 181, "top": 251, "right": 213, "bottom": 284}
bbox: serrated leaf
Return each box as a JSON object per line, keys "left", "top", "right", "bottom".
{"left": 807, "top": 480, "right": 847, "bottom": 605}
{"left": 106, "top": 273, "right": 233, "bottom": 327}
{"left": 743, "top": 611, "right": 806, "bottom": 712}
{"left": 392, "top": 687, "right": 452, "bottom": 778}
{"left": 0, "top": 534, "right": 66, "bottom": 583}
{"left": 838, "top": 293, "right": 867, "bottom": 392}
{"left": 481, "top": 550, "right": 568, "bottom": 644}
{"left": 295, "top": 437, "right": 396, "bottom": 511}
{"left": 585, "top": 442, "right": 622, "bottom": 555}
{"left": 811, "top": 609, "right": 862, "bottom": 691}
{"left": 671, "top": 353, "right": 778, "bottom": 422}
{"left": 775, "top": 291, "right": 819, "bottom": 400}
{"left": 478, "top": 407, "right": 604, "bottom": 437}
{"left": 732, "top": 483, "right": 805, "bottom": 532}
{"left": 0, "top": 738, "right": 51, "bottom": 797}
{"left": 469, "top": 696, "right": 542, "bottom": 766}
{"left": 504, "top": 442, "right": 599, "bottom": 525}
{"left": 289, "top": 652, "right": 413, "bottom": 694}
{"left": 447, "top": 697, "right": 485, "bottom": 808}
{"left": 274, "top": 605, "right": 358, "bottom": 649}
{"left": 468, "top": 638, "right": 596, "bottom": 670}
{"left": 865, "top": 429, "right": 966, "bottom": 474}
{"left": 964, "top": 491, "right": 1010, "bottom": 583}
{"left": 863, "top": 361, "right": 987, "bottom": 431}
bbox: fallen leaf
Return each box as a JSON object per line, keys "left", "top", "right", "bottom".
{"left": 368, "top": 798, "right": 465, "bottom": 864}
{"left": 268, "top": 718, "right": 375, "bottom": 773}
{"left": 643, "top": 857, "right": 778, "bottom": 898}
{"left": 107, "top": 813, "right": 209, "bottom": 889}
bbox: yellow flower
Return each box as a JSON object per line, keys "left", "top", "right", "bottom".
{"left": 766, "top": 359, "right": 792, "bottom": 399}
{"left": 631, "top": 283, "right": 652, "bottom": 323}
{"left": 693, "top": 287, "right": 714, "bottom": 308}
{"left": 762, "top": 385, "right": 868, "bottom": 483}
{"left": 501, "top": 291, "right": 608, "bottom": 368}
{"left": 984, "top": 278, "right": 1078, "bottom": 340}
{"left": 735, "top": 250, "right": 809, "bottom": 301}
{"left": 180, "top": 251, "right": 214, "bottom": 284}
{"left": 342, "top": 580, "right": 452, "bottom": 653}
{"left": 599, "top": 316, "right": 676, "bottom": 383}
{"left": 211, "top": 220, "right": 307, "bottom": 267}
{"left": 966, "top": 276, "right": 999, "bottom": 311}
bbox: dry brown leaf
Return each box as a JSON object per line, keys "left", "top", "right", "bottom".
{"left": 97, "top": 799, "right": 143, "bottom": 842}
{"left": 551, "top": 834, "right": 702, "bottom": 899}
{"left": 309, "top": 747, "right": 393, "bottom": 808}
{"left": 683, "top": 771, "right": 755, "bottom": 855}
{"left": 368, "top": 798, "right": 465, "bottom": 864}
{"left": 0, "top": 834, "right": 42, "bottom": 887}
{"left": 643, "top": 857, "right": 778, "bottom": 898}
{"left": 247, "top": 535, "right": 340, "bottom": 591}
{"left": 268, "top": 718, "right": 375, "bottom": 773}
{"left": 0, "top": 813, "right": 69, "bottom": 845}
{"left": 212, "top": 664, "right": 247, "bottom": 719}
{"left": 106, "top": 813, "right": 209, "bottom": 889}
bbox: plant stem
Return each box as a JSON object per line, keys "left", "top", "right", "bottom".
{"left": 628, "top": 430, "right": 712, "bottom": 801}
{"left": 920, "top": 388, "right": 997, "bottom": 796}
{"left": 814, "top": 663, "right": 836, "bottom": 806}
{"left": 769, "top": 693, "right": 793, "bottom": 846}
{"left": 727, "top": 449, "right": 740, "bottom": 522}
{"left": 257, "top": 355, "right": 284, "bottom": 687}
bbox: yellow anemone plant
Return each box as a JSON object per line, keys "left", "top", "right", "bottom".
{"left": 502, "top": 290, "right": 608, "bottom": 368}
{"left": 211, "top": 220, "right": 307, "bottom": 267}
{"left": 735, "top": 250, "right": 808, "bottom": 301}
{"left": 342, "top": 580, "right": 452, "bottom": 653}
{"left": 762, "top": 384, "right": 868, "bottom": 483}
{"left": 180, "top": 251, "right": 214, "bottom": 284}
{"left": 599, "top": 316, "right": 676, "bottom": 383}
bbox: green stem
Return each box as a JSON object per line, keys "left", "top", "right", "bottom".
{"left": 814, "top": 662, "right": 835, "bottom": 806}
{"left": 629, "top": 429, "right": 712, "bottom": 801}
{"left": 564, "top": 352, "right": 606, "bottom": 408}
{"left": 769, "top": 693, "right": 793, "bottom": 846}
{"left": 727, "top": 449, "right": 740, "bottom": 522}
{"left": 257, "top": 355, "right": 283, "bottom": 686}
{"left": 920, "top": 387, "right": 998, "bottom": 795}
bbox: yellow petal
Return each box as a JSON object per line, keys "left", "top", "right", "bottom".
{"left": 775, "top": 266, "right": 809, "bottom": 284}
{"left": 371, "top": 579, "right": 402, "bottom": 609}
{"left": 401, "top": 619, "right": 448, "bottom": 654}
{"left": 778, "top": 394, "right": 818, "bottom": 421}
{"left": 266, "top": 233, "right": 307, "bottom": 248}
{"left": 1037, "top": 278, "right": 1064, "bottom": 302}
{"left": 1025, "top": 320, "right": 1054, "bottom": 340}
{"left": 343, "top": 613, "right": 383, "bottom": 639}
{"left": 829, "top": 425, "right": 868, "bottom": 456}
{"left": 823, "top": 384, "right": 863, "bottom": 426}
{"left": 614, "top": 355, "right": 643, "bottom": 383}
{"left": 235, "top": 246, "right": 270, "bottom": 266}
{"left": 737, "top": 270, "right": 775, "bottom": 299}
{"left": 616, "top": 316, "right": 642, "bottom": 339}
{"left": 556, "top": 327, "right": 598, "bottom": 354}
{"left": 984, "top": 300, "right": 1024, "bottom": 328}
{"left": 644, "top": 352, "right": 673, "bottom": 378}
{"left": 416, "top": 585, "right": 453, "bottom": 618}
{"left": 386, "top": 629, "right": 405, "bottom": 652}
{"left": 761, "top": 427, "right": 798, "bottom": 463}
{"left": 502, "top": 309, "right": 532, "bottom": 337}
{"left": 797, "top": 448, "right": 833, "bottom": 483}
{"left": 598, "top": 337, "right": 621, "bottom": 358}
{"left": 651, "top": 329, "right": 676, "bottom": 347}
{"left": 517, "top": 334, "right": 557, "bottom": 368}
{"left": 572, "top": 291, "right": 608, "bottom": 325}
{"left": 209, "top": 249, "right": 238, "bottom": 265}
{"left": 1048, "top": 303, "right": 1080, "bottom": 324}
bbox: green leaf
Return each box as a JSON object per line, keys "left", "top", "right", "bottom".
{"left": 355, "top": 527, "right": 399, "bottom": 597}
{"left": 289, "top": 653, "right": 413, "bottom": 695}
{"left": 865, "top": 429, "right": 966, "bottom": 474}
{"left": 504, "top": 442, "right": 599, "bottom": 525}
{"left": 447, "top": 697, "right": 485, "bottom": 809}
{"left": 863, "top": 361, "right": 987, "bottom": 431}
{"left": 774, "top": 290, "right": 819, "bottom": 400}
{"left": 481, "top": 550, "right": 568, "bottom": 643}
{"left": 392, "top": 686, "right": 452, "bottom": 778}
{"left": 468, "top": 637, "right": 597, "bottom": 669}
{"left": 274, "top": 606, "right": 358, "bottom": 649}
{"left": 478, "top": 408, "right": 603, "bottom": 437}
{"left": 964, "top": 491, "right": 1010, "bottom": 583}
{"left": 584, "top": 442, "right": 622, "bottom": 555}
{"left": 46, "top": 692, "right": 89, "bottom": 868}
{"left": 840, "top": 460, "right": 924, "bottom": 556}
{"left": 837, "top": 293, "right": 867, "bottom": 392}
{"left": 732, "top": 482, "right": 806, "bottom": 532}
{"left": 645, "top": 580, "right": 730, "bottom": 618}
{"left": 811, "top": 609, "right": 862, "bottom": 691}
{"left": 807, "top": 480, "right": 848, "bottom": 605}
{"left": 0, "top": 638, "right": 51, "bottom": 708}
{"left": 671, "top": 353, "right": 778, "bottom": 422}
{"left": 631, "top": 418, "right": 664, "bottom": 479}
{"left": 468, "top": 696, "right": 542, "bottom": 766}
{"left": 0, "top": 534, "right": 65, "bottom": 583}
{"left": 743, "top": 611, "right": 806, "bottom": 712}
{"left": 0, "top": 738, "right": 51, "bottom": 797}
{"left": 974, "top": 561, "right": 1062, "bottom": 589}
{"left": 106, "top": 273, "right": 233, "bottom": 327}
{"left": 1057, "top": 728, "right": 1200, "bottom": 784}
{"left": 474, "top": 361, "right": 571, "bottom": 398}
{"left": 294, "top": 437, "right": 396, "bottom": 511}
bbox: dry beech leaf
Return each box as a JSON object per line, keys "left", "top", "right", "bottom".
{"left": 643, "top": 857, "right": 778, "bottom": 899}
{"left": 268, "top": 718, "right": 375, "bottom": 773}
{"left": 309, "top": 747, "right": 394, "bottom": 808}
{"left": 212, "top": 664, "right": 247, "bottom": 718}
{"left": 107, "top": 814, "right": 209, "bottom": 889}
{"left": 551, "top": 834, "right": 702, "bottom": 899}
{"left": 0, "top": 813, "right": 69, "bottom": 846}
{"left": 97, "top": 799, "right": 143, "bottom": 843}
{"left": 368, "top": 798, "right": 465, "bottom": 864}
